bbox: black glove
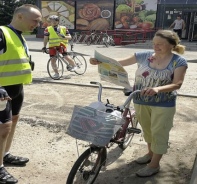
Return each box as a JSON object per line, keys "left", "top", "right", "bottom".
{"left": 42, "top": 47, "right": 46, "bottom": 53}
{"left": 0, "top": 87, "right": 9, "bottom": 98}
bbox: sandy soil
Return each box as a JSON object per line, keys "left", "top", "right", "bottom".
{"left": 5, "top": 82, "right": 197, "bottom": 184}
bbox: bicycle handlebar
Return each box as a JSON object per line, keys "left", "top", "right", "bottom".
{"left": 90, "top": 81, "right": 141, "bottom": 110}
{"left": 43, "top": 44, "right": 74, "bottom": 54}
{"left": 90, "top": 81, "right": 102, "bottom": 102}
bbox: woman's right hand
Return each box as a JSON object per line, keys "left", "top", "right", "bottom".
{"left": 90, "top": 58, "right": 102, "bottom": 65}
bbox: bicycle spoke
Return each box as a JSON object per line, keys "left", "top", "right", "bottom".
{"left": 67, "top": 147, "right": 105, "bottom": 184}
{"left": 47, "top": 57, "right": 64, "bottom": 80}
{"left": 73, "top": 54, "right": 87, "bottom": 75}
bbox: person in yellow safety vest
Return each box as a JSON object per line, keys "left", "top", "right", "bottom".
{"left": 42, "top": 15, "right": 77, "bottom": 79}
{"left": 0, "top": 4, "right": 42, "bottom": 184}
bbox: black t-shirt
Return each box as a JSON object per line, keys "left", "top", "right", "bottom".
{"left": 0, "top": 26, "right": 23, "bottom": 53}
{"left": 0, "top": 29, "right": 6, "bottom": 52}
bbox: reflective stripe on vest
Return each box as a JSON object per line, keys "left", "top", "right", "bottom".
{"left": 0, "top": 26, "right": 32, "bottom": 86}
{"left": 48, "top": 26, "right": 68, "bottom": 47}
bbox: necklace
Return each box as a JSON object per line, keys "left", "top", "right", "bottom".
{"left": 148, "top": 53, "right": 173, "bottom": 66}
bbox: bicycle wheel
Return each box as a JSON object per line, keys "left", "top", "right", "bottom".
{"left": 102, "top": 37, "right": 109, "bottom": 47}
{"left": 119, "top": 111, "right": 139, "bottom": 150}
{"left": 109, "top": 37, "right": 115, "bottom": 46}
{"left": 87, "top": 37, "right": 92, "bottom": 45}
{"left": 47, "top": 57, "right": 64, "bottom": 80}
{"left": 66, "top": 146, "right": 106, "bottom": 184}
{"left": 72, "top": 54, "right": 87, "bottom": 75}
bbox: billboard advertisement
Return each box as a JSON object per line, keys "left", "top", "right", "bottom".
{"left": 41, "top": 1, "right": 75, "bottom": 29}
{"left": 76, "top": 1, "right": 114, "bottom": 31}
{"left": 40, "top": 0, "right": 157, "bottom": 31}
{"left": 115, "top": 0, "right": 157, "bottom": 30}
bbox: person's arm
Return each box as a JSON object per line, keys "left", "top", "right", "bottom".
{"left": 90, "top": 54, "right": 137, "bottom": 66}
{"left": 42, "top": 28, "right": 49, "bottom": 52}
{"left": 63, "top": 33, "right": 72, "bottom": 40}
{"left": 182, "top": 20, "right": 186, "bottom": 30}
{"left": 157, "top": 66, "right": 187, "bottom": 92}
{"left": 43, "top": 35, "right": 49, "bottom": 48}
{"left": 117, "top": 55, "right": 137, "bottom": 66}
{"left": 141, "top": 66, "right": 187, "bottom": 96}
{"left": 0, "top": 30, "right": 5, "bottom": 54}
{"left": 59, "top": 26, "right": 72, "bottom": 40}
{"left": 64, "top": 27, "right": 72, "bottom": 40}
{"left": 169, "top": 21, "right": 175, "bottom": 29}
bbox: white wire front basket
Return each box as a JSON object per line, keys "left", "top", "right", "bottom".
{"left": 66, "top": 105, "right": 125, "bottom": 147}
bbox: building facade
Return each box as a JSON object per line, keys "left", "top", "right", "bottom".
{"left": 157, "top": 0, "right": 197, "bottom": 41}
{"left": 36, "top": 0, "right": 197, "bottom": 41}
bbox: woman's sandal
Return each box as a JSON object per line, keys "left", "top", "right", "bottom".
{"left": 135, "top": 154, "right": 152, "bottom": 164}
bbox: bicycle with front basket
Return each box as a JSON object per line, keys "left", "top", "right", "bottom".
{"left": 45, "top": 44, "right": 87, "bottom": 80}
{"left": 66, "top": 81, "right": 141, "bottom": 184}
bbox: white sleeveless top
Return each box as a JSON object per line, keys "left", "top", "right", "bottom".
{"left": 174, "top": 19, "right": 184, "bottom": 29}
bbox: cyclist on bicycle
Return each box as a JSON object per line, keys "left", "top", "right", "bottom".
{"left": 42, "top": 15, "right": 76, "bottom": 79}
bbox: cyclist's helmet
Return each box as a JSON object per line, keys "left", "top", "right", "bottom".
{"left": 48, "top": 15, "right": 59, "bottom": 21}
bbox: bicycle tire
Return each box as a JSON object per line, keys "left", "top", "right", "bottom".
{"left": 71, "top": 53, "right": 87, "bottom": 75}
{"left": 119, "top": 111, "right": 139, "bottom": 150}
{"left": 87, "top": 38, "right": 92, "bottom": 46}
{"left": 47, "top": 56, "right": 64, "bottom": 80}
{"left": 102, "top": 37, "right": 109, "bottom": 47}
{"left": 109, "top": 37, "right": 115, "bottom": 46}
{"left": 66, "top": 147, "right": 106, "bottom": 184}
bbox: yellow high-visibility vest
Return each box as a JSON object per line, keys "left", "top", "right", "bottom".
{"left": 0, "top": 26, "right": 32, "bottom": 86}
{"left": 48, "top": 26, "right": 68, "bottom": 47}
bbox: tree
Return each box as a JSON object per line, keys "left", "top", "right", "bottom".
{"left": 0, "top": 0, "right": 17, "bottom": 25}
{"left": 0, "top": 0, "right": 36, "bottom": 26}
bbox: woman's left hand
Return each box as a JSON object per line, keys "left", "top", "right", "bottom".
{"left": 141, "top": 87, "right": 159, "bottom": 96}
{"left": 89, "top": 58, "right": 102, "bottom": 65}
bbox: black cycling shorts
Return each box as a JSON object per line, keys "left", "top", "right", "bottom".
{"left": 0, "top": 84, "right": 24, "bottom": 123}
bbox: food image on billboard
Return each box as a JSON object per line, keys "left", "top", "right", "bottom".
{"left": 115, "top": 0, "right": 157, "bottom": 30}
{"left": 76, "top": 1, "right": 114, "bottom": 31}
{"left": 41, "top": 1, "right": 75, "bottom": 29}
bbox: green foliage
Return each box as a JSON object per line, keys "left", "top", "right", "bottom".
{"left": 0, "top": 0, "right": 36, "bottom": 26}
{"left": 16, "top": 0, "right": 36, "bottom": 7}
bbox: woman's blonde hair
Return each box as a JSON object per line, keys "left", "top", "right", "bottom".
{"left": 155, "top": 30, "right": 185, "bottom": 54}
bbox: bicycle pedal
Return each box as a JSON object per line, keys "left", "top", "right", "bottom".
{"left": 127, "top": 128, "right": 141, "bottom": 134}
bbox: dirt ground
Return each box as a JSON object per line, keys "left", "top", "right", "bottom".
{"left": 5, "top": 82, "right": 197, "bottom": 184}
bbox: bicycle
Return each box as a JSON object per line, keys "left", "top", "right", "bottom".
{"left": 101, "top": 31, "right": 115, "bottom": 47}
{"left": 45, "top": 45, "right": 87, "bottom": 80}
{"left": 66, "top": 81, "right": 141, "bottom": 184}
{"left": 86, "top": 31, "right": 100, "bottom": 46}
{"left": 70, "top": 32, "right": 80, "bottom": 44}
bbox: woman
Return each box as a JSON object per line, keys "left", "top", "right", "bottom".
{"left": 90, "top": 30, "right": 187, "bottom": 177}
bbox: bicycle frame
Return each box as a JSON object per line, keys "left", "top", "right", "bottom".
{"left": 90, "top": 82, "right": 141, "bottom": 146}
{"left": 66, "top": 82, "right": 141, "bottom": 184}
{"left": 46, "top": 45, "right": 74, "bottom": 65}
{"left": 54, "top": 47, "right": 73, "bottom": 66}
{"left": 46, "top": 45, "right": 87, "bottom": 79}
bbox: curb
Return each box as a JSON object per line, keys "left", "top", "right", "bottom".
{"left": 32, "top": 78, "right": 197, "bottom": 98}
